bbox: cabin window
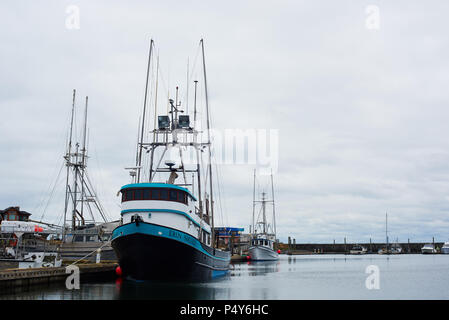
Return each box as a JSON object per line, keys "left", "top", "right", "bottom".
{"left": 160, "top": 189, "right": 168, "bottom": 200}
{"left": 207, "top": 234, "right": 210, "bottom": 245}
{"left": 121, "top": 187, "right": 191, "bottom": 205}
{"left": 125, "top": 190, "right": 134, "bottom": 201}
{"left": 151, "top": 189, "right": 160, "bottom": 200}
{"left": 265, "top": 240, "right": 268, "bottom": 246}
{"left": 135, "top": 189, "right": 143, "bottom": 200}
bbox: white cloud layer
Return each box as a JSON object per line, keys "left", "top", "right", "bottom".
{"left": 1, "top": 1, "right": 449, "bottom": 243}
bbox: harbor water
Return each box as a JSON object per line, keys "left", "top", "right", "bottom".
{"left": 1, "top": 254, "right": 449, "bottom": 300}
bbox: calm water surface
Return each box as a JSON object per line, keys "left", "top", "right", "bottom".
{"left": 2, "top": 254, "right": 449, "bottom": 299}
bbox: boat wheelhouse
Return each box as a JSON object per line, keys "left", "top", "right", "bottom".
{"left": 118, "top": 183, "right": 212, "bottom": 247}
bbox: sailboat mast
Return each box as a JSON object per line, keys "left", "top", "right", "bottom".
{"left": 137, "top": 38, "right": 154, "bottom": 183}
{"left": 386, "top": 212, "right": 389, "bottom": 252}
{"left": 201, "top": 39, "right": 215, "bottom": 248}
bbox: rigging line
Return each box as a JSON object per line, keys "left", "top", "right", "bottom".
{"left": 181, "top": 43, "right": 202, "bottom": 107}
{"left": 34, "top": 111, "right": 72, "bottom": 215}
{"left": 38, "top": 160, "right": 65, "bottom": 222}
{"left": 84, "top": 172, "right": 109, "bottom": 222}
{"left": 213, "top": 162, "right": 226, "bottom": 227}
{"left": 93, "top": 144, "right": 112, "bottom": 221}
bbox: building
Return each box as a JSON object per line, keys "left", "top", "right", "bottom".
{"left": 0, "top": 207, "right": 31, "bottom": 222}
{"left": 214, "top": 227, "right": 250, "bottom": 253}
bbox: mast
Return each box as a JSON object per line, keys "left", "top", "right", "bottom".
{"left": 137, "top": 38, "right": 154, "bottom": 183}
{"left": 148, "top": 55, "right": 159, "bottom": 182}
{"left": 252, "top": 169, "right": 256, "bottom": 236}
{"left": 63, "top": 89, "right": 76, "bottom": 240}
{"left": 261, "top": 192, "right": 267, "bottom": 234}
{"left": 193, "top": 80, "right": 203, "bottom": 221}
{"left": 270, "top": 169, "right": 277, "bottom": 237}
{"left": 201, "top": 39, "right": 215, "bottom": 248}
{"left": 62, "top": 90, "right": 108, "bottom": 237}
{"left": 386, "top": 212, "right": 389, "bottom": 252}
{"left": 80, "top": 96, "right": 88, "bottom": 220}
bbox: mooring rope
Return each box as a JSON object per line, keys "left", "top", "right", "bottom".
{"left": 67, "top": 240, "right": 112, "bottom": 266}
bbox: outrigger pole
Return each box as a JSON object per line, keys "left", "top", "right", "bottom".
{"left": 137, "top": 38, "right": 154, "bottom": 183}
{"left": 200, "top": 39, "right": 215, "bottom": 248}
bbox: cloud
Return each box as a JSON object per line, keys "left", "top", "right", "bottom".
{"left": 1, "top": 1, "right": 449, "bottom": 243}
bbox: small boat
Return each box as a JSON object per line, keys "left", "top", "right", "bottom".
{"left": 421, "top": 243, "right": 437, "bottom": 254}
{"left": 349, "top": 245, "right": 367, "bottom": 254}
{"left": 390, "top": 241, "right": 402, "bottom": 254}
{"left": 248, "top": 171, "right": 279, "bottom": 261}
{"left": 442, "top": 242, "right": 449, "bottom": 254}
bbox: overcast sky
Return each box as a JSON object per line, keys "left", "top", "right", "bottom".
{"left": 1, "top": 1, "right": 449, "bottom": 243}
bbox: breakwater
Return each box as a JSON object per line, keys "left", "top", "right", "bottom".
{"left": 278, "top": 242, "right": 445, "bottom": 254}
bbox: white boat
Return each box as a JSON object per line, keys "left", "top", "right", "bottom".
{"left": 390, "top": 242, "right": 402, "bottom": 254}
{"left": 421, "top": 243, "right": 437, "bottom": 254}
{"left": 442, "top": 242, "right": 449, "bottom": 254}
{"left": 19, "top": 252, "right": 62, "bottom": 269}
{"left": 248, "top": 171, "right": 279, "bottom": 261}
{"left": 249, "top": 236, "right": 278, "bottom": 260}
{"left": 349, "top": 245, "right": 367, "bottom": 254}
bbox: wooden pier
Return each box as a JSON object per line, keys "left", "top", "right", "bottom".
{"left": 0, "top": 262, "right": 117, "bottom": 293}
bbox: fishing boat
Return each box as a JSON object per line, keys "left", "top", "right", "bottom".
{"left": 421, "top": 243, "right": 437, "bottom": 254}
{"left": 349, "top": 245, "right": 367, "bottom": 255}
{"left": 248, "top": 170, "right": 279, "bottom": 261}
{"left": 442, "top": 242, "right": 449, "bottom": 254}
{"left": 111, "top": 39, "right": 231, "bottom": 280}
{"left": 59, "top": 90, "right": 118, "bottom": 262}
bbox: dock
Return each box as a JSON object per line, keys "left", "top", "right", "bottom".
{"left": 0, "top": 262, "right": 118, "bottom": 293}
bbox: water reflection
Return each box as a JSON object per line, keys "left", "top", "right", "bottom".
{"left": 245, "top": 260, "right": 280, "bottom": 276}
{"left": 114, "top": 276, "right": 231, "bottom": 300}
{"left": 2, "top": 255, "right": 449, "bottom": 299}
